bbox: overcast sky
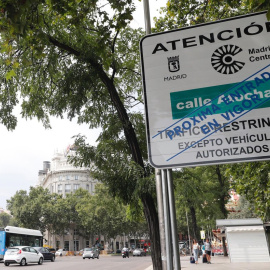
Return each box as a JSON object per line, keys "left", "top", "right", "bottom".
{"left": 0, "top": 0, "right": 167, "bottom": 209}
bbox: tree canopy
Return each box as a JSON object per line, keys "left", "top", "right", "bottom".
{"left": 154, "top": 0, "right": 270, "bottom": 32}
{"left": 227, "top": 194, "right": 258, "bottom": 219}
{"left": 227, "top": 162, "right": 270, "bottom": 221}
{"left": 174, "top": 165, "right": 230, "bottom": 239}
{"left": 0, "top": 212, "right": 14, "bottom": 227}
{"left": 0, "top": 1, "right": 161, "bottom": 268}
{"left": 6, "top": 184, "right": 149, "bottom": 246}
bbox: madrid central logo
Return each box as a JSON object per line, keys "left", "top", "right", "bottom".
{"left": 211, "top": 45, "right": 245, "bottom": 75}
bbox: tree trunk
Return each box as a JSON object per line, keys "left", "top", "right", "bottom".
{"left": 215, "top": 165, "right": 227, "bottom": 218}
{"left": 98, "top": 60, "right": 162, "bottom": 269}
{"left": 48, "top": 35, "right": 162, "bottom": 269}
{"left": 97, "top": 58, "right": 162, "bottom": 269}
{"left": 222, "top": 237, "right": 228, "bottom": 256}
{"left": 141, "top": 193, "right": 162, "bottom": 270}
{"left": 189, "top": 205, "right": 199, "bottom": 240}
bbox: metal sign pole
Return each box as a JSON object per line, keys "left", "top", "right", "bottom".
{"left": 142, "top": 1, "right": 167, "bottom": 269}
{"left": 162, "top": 169, "right": 173, "bottom": 270}
{"left": 185, "top": 209, "right": 191, "bottom": 256}
{"left": 156, "top": 169, "right": 167, "bottom": 270}
{"left": 167, "top": 169, "right": 181, "bottom": 270}
{"left": 142, "top": 0, "right": 151, "bottom": 34}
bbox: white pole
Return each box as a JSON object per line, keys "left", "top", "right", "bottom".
{"left": 142, "top": 1, "right": 167, "bottom": 269}
{"left": 167, "top": 169, "right": 181, "bottom": 269}
{"left": 143, "top": 0, "right": 151, "bottom": 34}
{"left": 162, "top": 169, "right": 173, "bottom": 270}
{"left": 156, "top": 169, "right": 167, "bottom": 270}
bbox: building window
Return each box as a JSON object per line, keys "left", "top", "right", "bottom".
{"left": 86, "top": 184, "right": 89, "bottom": 191}
{"left": 65, "top": 184, "right": 71, "bottom": 193}
{"left": 66, "top": 175, "right": 70, "bottom": 180}
{"left": 56, "top": 241, "right": 60, "bottom": 250}
{"left": 59, "top": 176, "right": 62, "bottom": 181}
{"left": 58, "top": 184, "right": 62, "bottom": 193}
{"left": 64, "top": 241, "right": 69, "bottom": 251}
{"left": 74, "top": 184, "right": 79, "bottom": 191}
{"left": 86, "top": 240, "right": 90, "bottom": 248}
{"left": 75, "top": 175, "right": 79, "bottom": 180}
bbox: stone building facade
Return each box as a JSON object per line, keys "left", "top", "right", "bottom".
{"left": 38, "top": 146, "right": 101, "bottom": 251}
{"left": 38, "top": 146, "right": 137, "bottom": 252}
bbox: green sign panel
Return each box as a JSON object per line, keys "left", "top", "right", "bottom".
{"left": 170, "top": 79, "right": 270, "bottom": 119}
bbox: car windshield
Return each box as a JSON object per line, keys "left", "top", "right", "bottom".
{"left": 84, "top": 248, "right": 92, "bottom": 251}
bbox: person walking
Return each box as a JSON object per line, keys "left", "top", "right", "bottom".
{"left": 204, "top": 238, "right": 212, "bottom": 264}
{"left": 192, "top": 239, "right": 199, "bottom": 264}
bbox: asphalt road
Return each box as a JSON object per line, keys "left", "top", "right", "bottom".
{"left": 2, "top": 255, "right": 270, "bottom": 270}
{"left": 0, "top": 255, "right": 152, "bottom": 270}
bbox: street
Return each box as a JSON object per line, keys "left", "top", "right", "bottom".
{"left": 0, "top": 255, "right": 152, "bottom": 270}
{"left": 2, "top": 254, "right": 270, "bottom": 270}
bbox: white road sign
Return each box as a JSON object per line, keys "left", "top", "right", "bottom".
{"left": 140, "top": 12, "right": 270, "bottom": 168}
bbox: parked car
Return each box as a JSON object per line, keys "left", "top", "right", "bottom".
{"left": 4, "top": 246, "right": 44, "bottom": 266}
{"left": 132, "top": 248, "right": 146, "bottom": 256}
{"left": 55, "top": 248, "right": 68, "bottom": 256}
{"left": 33, "top": 247, "right": 55, "bottom": 262}
{"left": 82, "top": 248, "right": 99, "bottom": 259}
{"left": 47, "top": 248, "right": 56, "bottom": 254}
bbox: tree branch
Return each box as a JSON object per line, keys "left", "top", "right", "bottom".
{"left": 48, "top": 35, "right": 81, "bottom": 57}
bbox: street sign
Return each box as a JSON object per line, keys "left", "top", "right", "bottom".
{"left": 140, "top": 12, "right": 270, "bottom": 168}
{"left": 200, "top": 230, "right": 205, "bottom": 240}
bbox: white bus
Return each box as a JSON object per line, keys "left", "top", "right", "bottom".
{"left": 0, "top": 226, "right": 43, "bottom": 260}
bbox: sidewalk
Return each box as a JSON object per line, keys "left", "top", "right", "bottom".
{"left": 145, "top": 255, "right": 270, "bottom": 270}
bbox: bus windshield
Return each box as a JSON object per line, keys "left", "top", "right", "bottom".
{"left": 5, "top": 232, "right": 42, "bottom": 247}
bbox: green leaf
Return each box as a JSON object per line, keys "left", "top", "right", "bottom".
{"left": 5, "top": 69, "right": 16, "bottom": 80}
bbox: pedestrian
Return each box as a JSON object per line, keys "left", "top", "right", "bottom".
{"left": 202, "top": 243, "right": 205, "bottom": 255}
{"left": 192, "top": 239, "right": 199, "bottom": 264}
{"left": 204, "top": 238, "right": 212, "bottom": 264}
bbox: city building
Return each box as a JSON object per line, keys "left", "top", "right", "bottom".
{"left": 38, "top": 145, "right": 147, "bottom": 253}
{"left": 38, "top": 145, "right": 100, "bottom": 251}
{"left": 38, "top": 145, "right": 97, "bottom": 197}
{"left": 38, "top": 146, "right": 134, "bottom": 253}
